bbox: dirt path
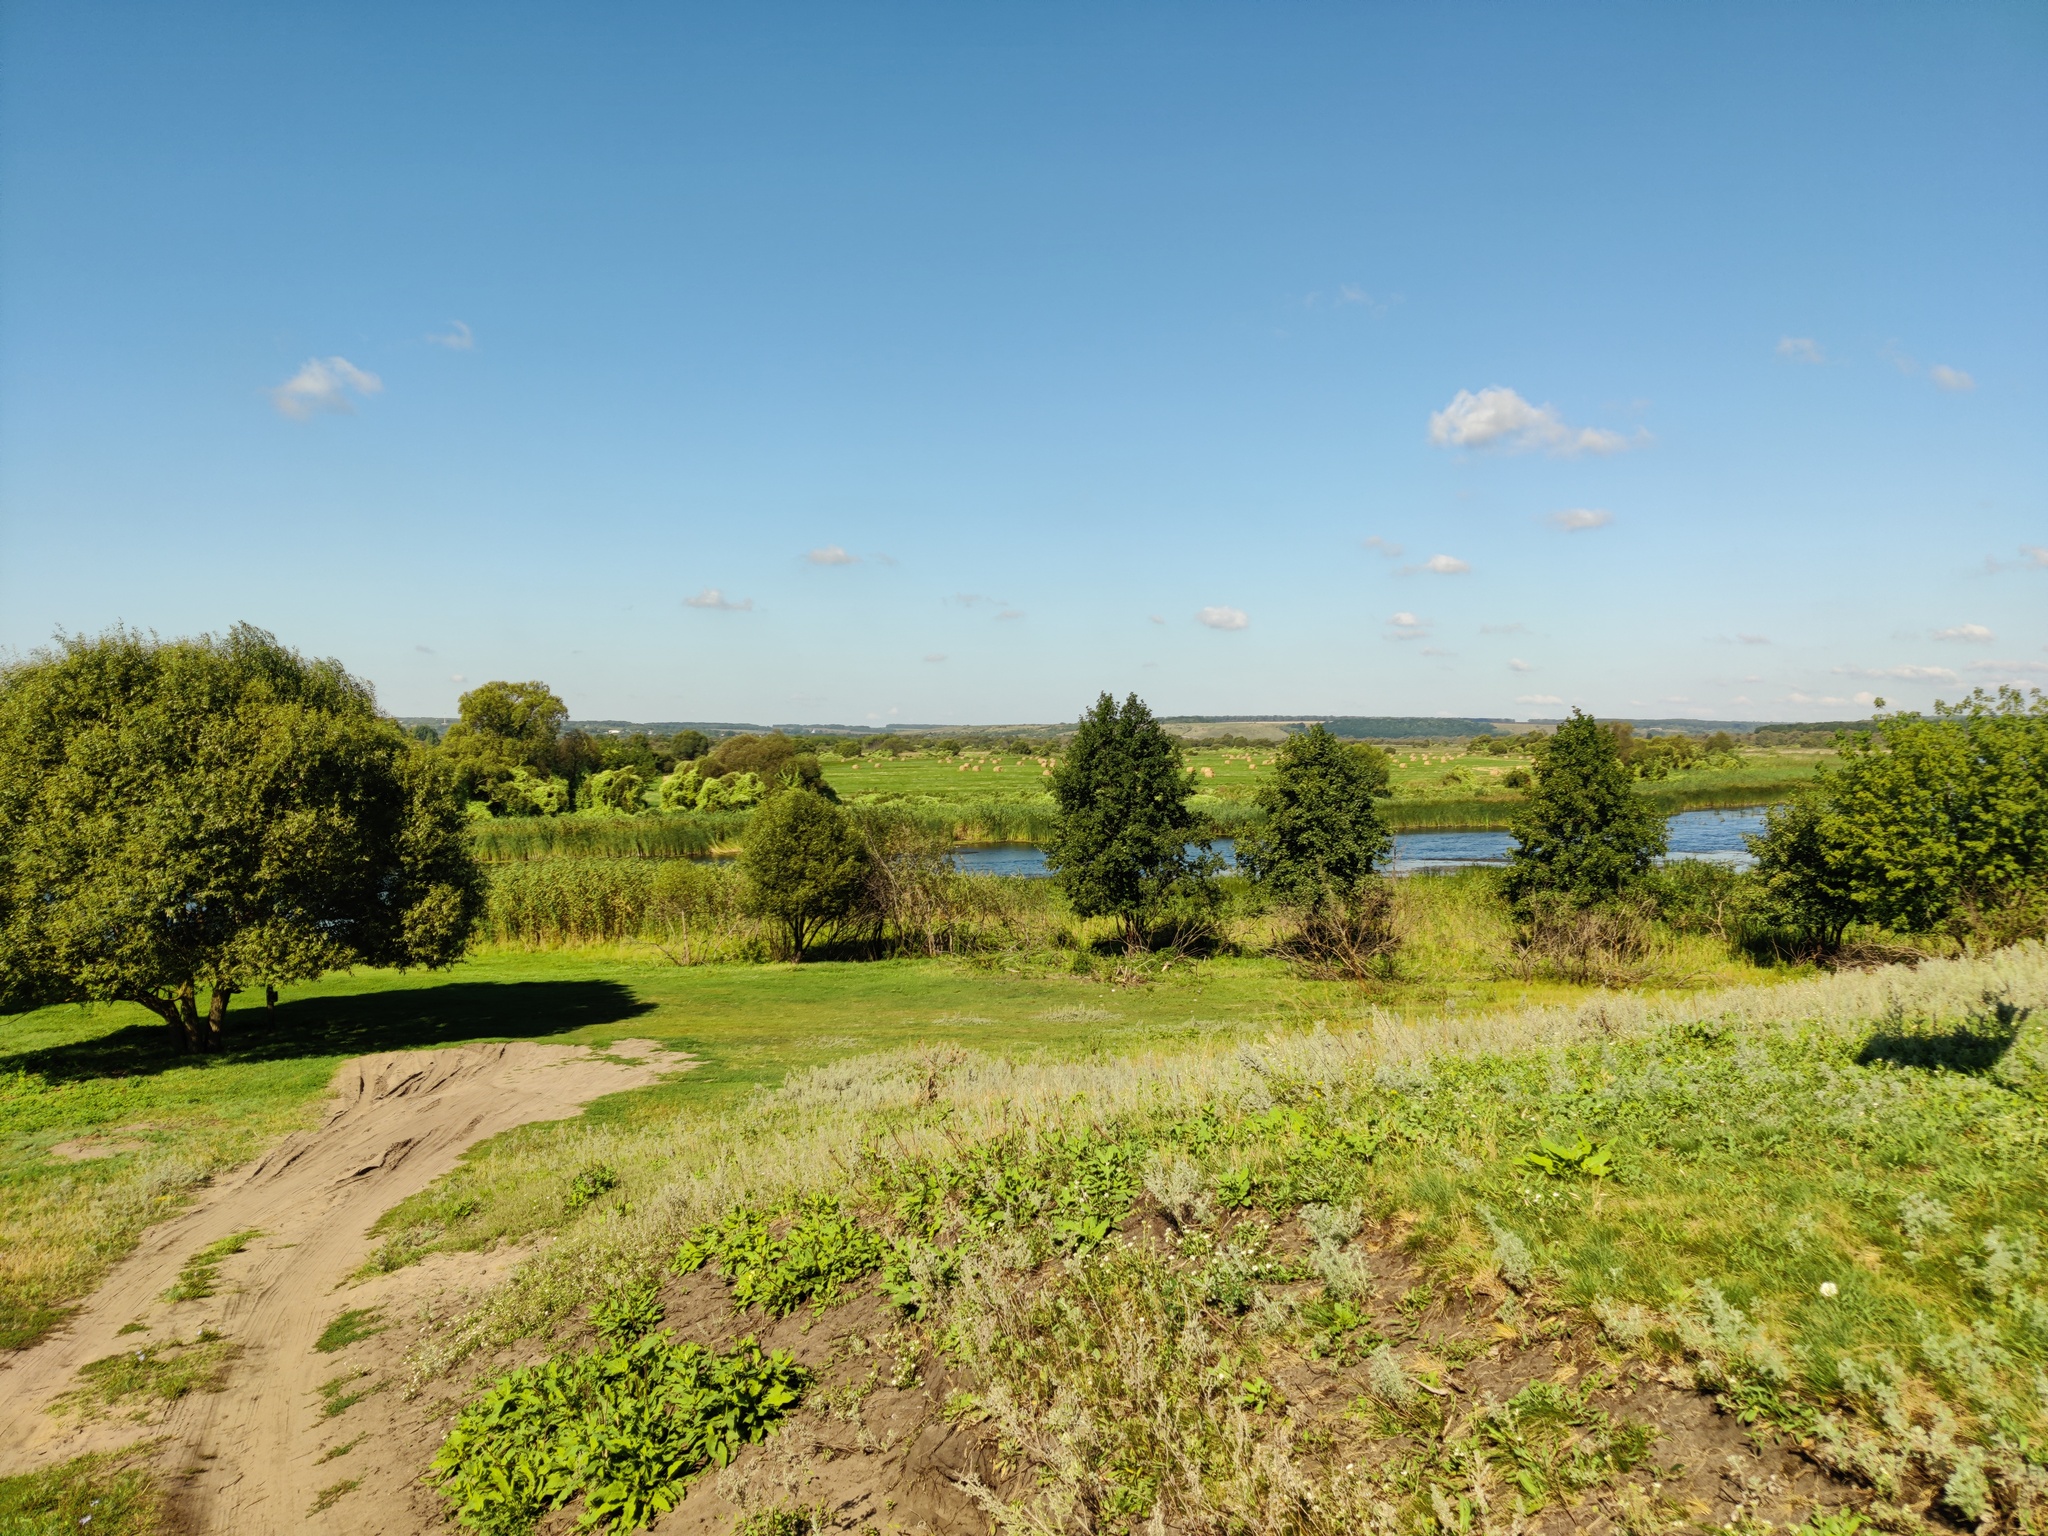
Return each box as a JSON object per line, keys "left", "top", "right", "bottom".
{"left": 0, "top": 1038, "right": 690, "bottom": 1532}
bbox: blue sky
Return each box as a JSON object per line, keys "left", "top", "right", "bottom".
{"left": 2, "top": 3, "right": 2042, "bottom": 725}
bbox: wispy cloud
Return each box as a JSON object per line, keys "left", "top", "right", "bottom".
{"left": 1421, "top": 647, "right": 1452, "bottom": 657}
{"left": 1386, "top": 611, "right": 1428, "bottom": 641}
{"left": 1149, "top": 615, "right": 1166, "bottom": 625}
{"left": 1362, "top": 536, "right": 1404, "bottom": 559}
{"left": 1508, "top": 658, "right": 1534, "bottom": 673}
{"left": 1404, "top": 553, "right": 1471, "bottom": 575}
{"left": 270, "top": 356, "right": 382, "bottom": 418}
{"left": 923, "top": 653, "right": 946, "bottom": 663}
{"left": 1930, "top": 364, "right": 1976, "bottom": 393}
{"left": 807, "top": 545, "right": 859, "bottom": 566}
{"left": 1427, "top": 386, "right": 1629, "bottom": 456}
{"left": 1933, "top": 623, "right": 1994, "bottom": 643}
{"left": 1776, "top": 336, "right": 1825, "bottom": 364}
{"left": 1516, "top": 693, "right": 1564, "bottom": 705}
{"left": 2026, "top": 547, "right": 2048, "bottom": 569}
{"left": 1548, "top": 507, "right": 1613, "bottom": 533}
{"left": 426, "top": 320, "right": 474, "bottom": 350}
{"left": 1198, "top": 605, "right": 1250, "bottom": 631}
{"left": 1480, "top": 622, "right": 1528, "bottom": 635}
{"left": 1832, "top": 663, "right": 1960, "bottom": 682}
{"left": 685, "top": 588, "right": 752, "bottom": 611}
{"left": 1969, "top": 659, "right": 2048, "bottom": 676}
{"left": 414, "top": 644, "right": 435, "bottom": 655}
{"left": 996, "top": 609, "right": 1025, "bottom": 621}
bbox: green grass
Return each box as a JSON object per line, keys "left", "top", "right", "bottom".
{"left": 161, "top": 1228, "right": 261, "bottom": 1302}
{"left": 309, "top": 1478, "right": 360, "bottom": 1515}
{"left": 314, "top": 1306, "right": 386, "bottom": 1353}
{"left": 64, "top": 1330, "right": 239, "bottom": 1413}
{"left": 420, "top": 942, "right": 2048, "bottom": 1534}
{"left": 0, "top": 1447, "right": 162, "bottom": 1536}
{"left": 318, "top": 1368, "right": 380, "bottom": 1418}
{"left": 0, "top": 871, "right": 1791, "bottom": 1348}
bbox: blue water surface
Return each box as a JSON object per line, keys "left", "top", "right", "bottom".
{"left": 949, "top": 808, "right": 1768, "bottom": 879}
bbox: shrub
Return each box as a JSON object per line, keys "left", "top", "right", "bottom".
{"left": 741, "top": 792, "right": 870, "bottom": 960}
{"left": 1502, "top": 709, "right": 1666, "bottom": 914}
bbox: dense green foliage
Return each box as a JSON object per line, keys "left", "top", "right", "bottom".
{"left": 429, "top": 1332, "right": 807, "bottom": 1535}
{"left": 0, "top": 625, "right": 481, "bottom": 1050}
{"left": 1237, "top": 726, "right": 1392, "bottom": 909}
{"left": 673, "top": 1202, "right": 891, "bottom": 1317}
{"left": 741, "top": 792, "right": 871, "bottom": 960}
{"left": 1752, "top": 689, "right": 2048, "bottom": 948}
{"left": 1046, "top": 692, "right": 1217, "bottom": 945}
{"left": 1503, "top": 710, "right": 1667, "bottom": 912}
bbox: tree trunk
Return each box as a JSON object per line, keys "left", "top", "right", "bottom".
{"left": 128, "top": 990, "right": 190, "bottom": 1051}
{"left": 266, "top": 984, "right": 278, "bottom": 1020}
{"left": 205, "top": 986, "right": 231, "bottom": 1050}
{"left": 175, "top": 982, "right": 213, "bottom": 1054}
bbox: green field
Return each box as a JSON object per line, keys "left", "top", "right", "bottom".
{"left": 817, "top": 742, "right": 1826, "bottom": 834}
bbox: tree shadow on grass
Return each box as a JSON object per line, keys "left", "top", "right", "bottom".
{"left": 1, "top": 981, "right": 655, "bottom": 1085}
{"left": 1856, "top": 1000, "right": 2028, "bottom": 1076}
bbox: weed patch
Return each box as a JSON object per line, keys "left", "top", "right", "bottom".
{"left": 162, "top": 1228, "right": 262, "bottom": 1302}
{"left": 0, "top": 1446, "right": 163, "bottom": 1535}
{"left": 314, "top": 1306, "right": 386, "bottom": 1353}
{"left": 429, "top": 1333, "right": 807, "bottom": 1535}
{"left": 64, "top": 1332, "right": 238, "bottom": 1413}
{"left": 674, "top": 1203, "right": 890, "bottom": 1317}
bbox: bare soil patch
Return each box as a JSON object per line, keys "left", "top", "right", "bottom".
{"left": 0, "top": 1038, "right": 689, "bottom": 1534}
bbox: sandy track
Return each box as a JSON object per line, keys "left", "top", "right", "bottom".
{"left": 0, "top": 1038, "right": 689, "bottom": 1532}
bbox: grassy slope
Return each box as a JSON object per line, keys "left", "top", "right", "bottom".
{"left": 427, "top": 945, "right": 2048, "bottom": 1533}
{"left": 1, "top": 870, "right": 1776, "bottom": 1350}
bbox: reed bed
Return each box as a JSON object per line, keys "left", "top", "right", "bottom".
{"left": 466, "top": 813, "right": 750, "bottom": 864}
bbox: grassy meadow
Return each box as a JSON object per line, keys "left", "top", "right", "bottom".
{"left": 821, "top": 740, "right": 1823, "bottom": 834}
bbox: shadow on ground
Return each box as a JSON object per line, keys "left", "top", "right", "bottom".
{"left": 1, "top": 981, "right": 655, "bottom": 1084}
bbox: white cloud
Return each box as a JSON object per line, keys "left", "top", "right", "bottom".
{"left": 1198, "top": 605, "right": 1250, "bottom": 631}
{"left": 923, "top": 653, "right": 946, "bottom": 663}
{"left": 1386, "top": 611, "right": 1428, "bottom": 640}
{"left": 1831, "top": 664, "right": 1960, "bottom": 682}
{"left": 1969, "top": 658, "right": 2048, "bottom": 676}
{"left": 426, "top": 320, "right": 474, "bottom": 350}
{"left": 1422, "top": 647, "right": 1452, "bottom": 656}
{"left": 1930, "top": 364, "right": 1975, "bottom": 393}
{"left": 1409, "top": 553, "right": 1471, "bottom": 575}
{"left": 1480, "top": 622, "right": 1528, "bottom": 635}
{"left": 1782, "top": 692, "right": 1850, "bottom": 706}
{"left": 1776, "top": 336, "right": 1825, "bottom": 364}
{"left": 270, "top": 356, "right": 382, "bottom": 418}
{"left": 1508, "top": 658, "right": 1534, "bottom": 673}
{"left": 2023, "top": 546, "right": 2048, "bottom": 568}
{"left": 1516, "top": 693, "right": 1564, "bottom": 705}
{"left": 450, "top": 673, "right": 466, "bottom": 684}
{"left": 1548, "top": 507, "right": 1613, "bottom": 532}
{"left": 1148, "top": 615, "right": 1166, "bottom": 625}
{"left": 1933, "top": 623, "right": 1994, "bottom": 643}
{"left": 1363, "top": 536, "right": 1404, "bottom": 558}
{"left": 1427, "top": 386, "right": 1629, "bottom": 456}
{"left": 1738, "top": 633, "right": 1770, "bottom": 646}
{"left": 685, "top": 588, "right": 752, "bottom": 611}
{"left": 807, "top": 545, "right": 859, "bottom": 566}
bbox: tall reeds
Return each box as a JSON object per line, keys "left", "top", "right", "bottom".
{"left": 466, "top": 813, "right": 751, "bottom": 863}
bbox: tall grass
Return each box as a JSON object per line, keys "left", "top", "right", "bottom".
{"left": 466, "top": 814, "right": 750, "bottom": 864}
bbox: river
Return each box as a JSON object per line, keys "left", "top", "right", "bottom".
{"left": 949, "top": 807, "right": 1769, "bottom": 878}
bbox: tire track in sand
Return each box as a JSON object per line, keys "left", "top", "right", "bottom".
{"left": 0, "top": 1038, "right": 690, "bottom": 1531}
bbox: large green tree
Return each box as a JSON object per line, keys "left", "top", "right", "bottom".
{"left": 741, "top": 790, "right": 871, "bottom": 960}
{"left": 0, "top": 626, "right": 483, "bottom": 1051}
{"left": 1502, "top": 709, "right": 1666, "bottom": 911}
{"left": 1045, "top": 692, "right": 1216, "bottom": 947}
{"left": 1750, "top": 688, "right": 2047, "bottom": 945}
{"left": 439, "top": 680, "right": 572, "bottom": 811}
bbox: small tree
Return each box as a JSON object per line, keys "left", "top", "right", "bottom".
{"left": 1237, "top": 727, "right": 1395, "bottom": 974}
{"left": 439, "top": 680, "right": 570, "bottom": 808}
{"left": 1503, "top": 709, "right": 1665, "bottom": 912}
{"left": 1045, "top": 692, "right": 1217, "bottom": 949}
{"left": 742, "top": 790, "right": 871, "bottom": 960}
{"left": 0, "top": 625, "right": 483, "bottom": 1050}
{"left": 1748, "top": 789, "right": 1858, "bottom": 951}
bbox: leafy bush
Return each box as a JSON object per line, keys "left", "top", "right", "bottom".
{"left": 429, "top": 1332, "right": 808, "bottom": 1535}
{"left": 1503, "top": 709, "right": 1666, "bottom": 913}
{"left": 566, "top": 1163, "right": 618, "bottom": 1208}
{"left": 674, "top": 1205, "right": 890, "bottom": 1317}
